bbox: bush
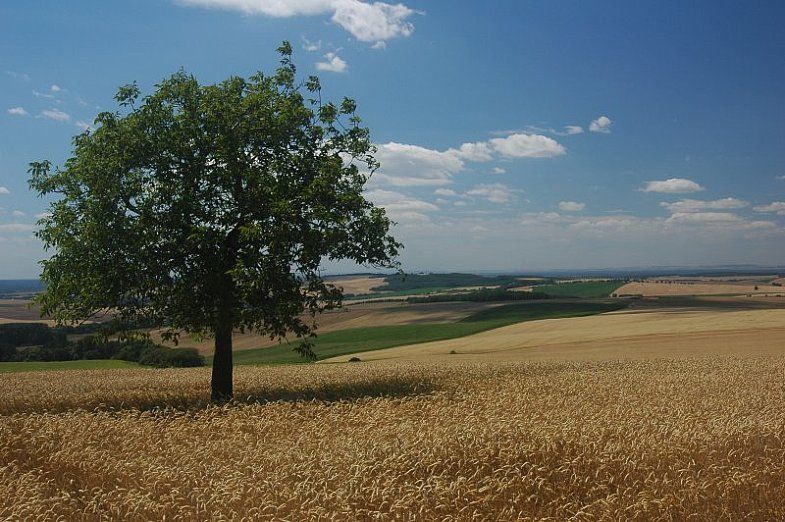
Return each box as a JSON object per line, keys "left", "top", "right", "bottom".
{"left": 137, "top": 346, "right": 204, "bottom": 368}
{"left": 0, "top": 342, "right": 18, "bottom": 362}
{"left": 0, "top": 323, "right": 64, "bottom": 348}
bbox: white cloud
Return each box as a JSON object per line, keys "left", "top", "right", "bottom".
{"left": 11, "top": 210, "right": 25, "bottom": 217}
{"left": 467, "top": 183, "right": 516, "bottom": 204}
{"left": 332, "top": 0, "right": 415, "bottom": 44}
{"left": 777, "top": 175, "right": 785, "bottom": 181}
{"left": 564, "top": 125, "right": 583, "bottom": 135}
{"left": 302, "top": 37, "right": 321, "bottom": 52}
{"left": 558, "top": 201, "right": 585, "bottom": 212}
{"left": 661, "top": 198, "right": 748, "bottom": 213}
{"left": 176, "top": 0, "right": 417, "bottom": 45}
{"left": 753, "top": 201, "right": 785, "bottom": 216}
{"left": 489, "top": 133, "right": 566, "bottom": 158}
{"left": 373, "top": 142, "right": 464, "bottom": 186}
{"left": 664, "top": 212, "right": 775, "bottom": 230}
{"left": 0, "top": 223, "right": 35, "bottom": 233}
{"left": 434, "top": 188, "right": 458, "bottom": 197}
{"left": 33, "top": 90, "right": 55, "bottom": 99}
{"left": 642, "top": 178, "right": 704, "bottom": 194}
{"left": 589, "top": 115, "right": 612, "bottom": 133}
{"left": 315, "top": 52, "right": 348, "bottom": 73}
{"left": 365, "top": 188, "right": 438, "bottom": 223}
{"left": 0, "top": 187, "right": 9, "bottom": 195}
{"left": 40, "top": 108, "right": 70, "bottom": 122}
{"left": 7, "top": 107, "right": 28, "bottom": 116}
{"left": 4, "top": 70, "right": 30, "bottom": 82}
{"left": 75, "top": 120, "right": 93, "bottom": 131}
{"left": 50, "top": 84, "right": 62, "bottom": 92}
{"left": 453, "top": 200, "right": 468, "bottom": 207}
{"left": 448, "top": 141, "right": 493, "bottom": 162}
{"left": 492, "top": 167, "right": 506, "bottom": 174}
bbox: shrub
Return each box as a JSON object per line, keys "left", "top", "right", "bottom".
{"left": 0, "top": 323, "right": 62, "bottom": 348}
{"left": 0, "top": 343, "right": 18, "bottom": 362}
{"left": 137, "top": 346, "right": 204, "bottom": 368}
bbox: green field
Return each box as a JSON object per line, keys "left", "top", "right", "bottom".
{"left": 535, "top": 280, "right": 626, "bottom": 298}
{"left": 0, "top": 359, "right": 140, "bottom": 373}
{"left": 229, "top": 300, "right": 625, "bottom": 365}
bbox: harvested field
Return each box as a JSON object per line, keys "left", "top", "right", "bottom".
{"left": 156, "top": 301, "right": 496, "bottom": 354}
{"left": 0, "top": 299, "right": 48, "bottom": 324}
{"left": 325, "top": 275, "right": 386, "bottom": 295}
{"left": 2, "top": 358, "right": 785, "bottom": 519}
{"left": 323, "top": 308, "right": 785, "bottom": 362}
{"left": 615, "top": 280, "right": 783, "bottom": 296}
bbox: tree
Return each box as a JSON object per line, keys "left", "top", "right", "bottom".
{"left": 29, "top": 42, "right": 400, "bottom": 401}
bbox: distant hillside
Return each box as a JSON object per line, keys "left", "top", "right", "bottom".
{"left": 0, "top": 280, "right": 45, "bottom": 298}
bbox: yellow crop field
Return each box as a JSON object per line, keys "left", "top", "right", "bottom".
{"left": 615, "top": 280, "right": 783, "bottom": 296}
{"left": 2, "top": 357, "right": 785, "bottom": 520}
{"left": 323, "top": 308, "right": 785, "bottom": 363}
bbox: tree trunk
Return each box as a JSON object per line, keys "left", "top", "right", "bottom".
{"left": 211, "top": 319, "right": 233, "bottom": 403}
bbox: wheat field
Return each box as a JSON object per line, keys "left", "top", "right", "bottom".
{"left": 2, "top": 357, "right": 785, "bottom": 520}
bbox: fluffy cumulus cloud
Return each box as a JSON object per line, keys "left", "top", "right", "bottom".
{"left": 315, "top": 52, "right": 347, "bottom": 73}
{"left": 371, "top": 132, "right": 565, "bottom": 187}
{"left": 489, "top": 133, "right": 566, "bottom": 158}
{"left": 433, "top": 188, "right": 458, "bottom": 197}
{"left": 754, "top": 202, "right": 785, "bottom": 216}
{"left": 0, "top": 187, "right": 9, "bottom": 195}
{"left": 466, "top": 183, "right": 515, "bottom": 204}
{"left": 176, "top": 0, "right": 417, "bottom": 45}
{"left": 660, "top": 198, "right": 748, "bottom": 213}
{"left": 40, "top": 108, "right": 70, "bottom": 122}
{"left": 448, "top": 141, "right": 493, "bottom": 162}
{"left": 558, "top": 201, "right": 585, "bottom": 212}
{"left": 7, "top": 107, "right": 28, "bottom": 116}
{"left": 372, "top": 142, "right": 465, "bottom": 186}
{"left": 589, "top": 115, "right": 612, "bottom": 133}
{"left": 365, "top": 188, "right": 438, "bottom": 223}
{"left": 642, "top": 178, "right": 704, "bottom": 194}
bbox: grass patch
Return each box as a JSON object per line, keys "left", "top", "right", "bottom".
{"left": 0, "top": 359, "right": 141, "bottom": 373}
{"left": 230, "top": 300, "right": 626, "bottom": 365}
{"left": 535, "top": 280, "right": 626, "bottom": 299}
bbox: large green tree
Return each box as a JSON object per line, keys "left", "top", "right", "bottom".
{"left": 29, "top": 43, "right": 400, "bottom": 401}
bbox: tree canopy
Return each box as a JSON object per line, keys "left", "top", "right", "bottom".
{"left": 29, "top": 42, "right": 400, "bottom": 400}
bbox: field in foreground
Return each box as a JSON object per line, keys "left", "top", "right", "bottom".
{"left": 2, "top": 357, "right": 785, "bottom": 519}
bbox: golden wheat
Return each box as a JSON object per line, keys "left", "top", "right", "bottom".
{"left": 2, "top": 358, "right": 785, "bottom": 520}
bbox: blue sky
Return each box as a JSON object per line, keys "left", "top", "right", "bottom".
{"left": 1, "top": 1, "right": 785, "bottom": 278}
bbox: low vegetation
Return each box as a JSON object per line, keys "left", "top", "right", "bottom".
{"left": 534, "top": 280, "right": 627, "bottom": 298}
{"left": 2, "top": 358, "right": 784, "bottom": 519}
{"left": 372, "top": 273, "right": 537, "bottom": 293}
{"left": 0, "top": 323, "right": 203, "bottom": 368}
{"left": 229, "top": 301, "right": 623, "bottom": 365}
{"left": 408, "top": 287, "right": 549, "bottom": 303}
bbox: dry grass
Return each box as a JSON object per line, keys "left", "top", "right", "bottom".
{"left": 323, "top": 308, "right": 785, "bottom": 363}
{"left": 325, "top": 275, "right": 386, "bottom": 295}
{"left": 616, "top": 280, "right": 784, "bottom": 297}
{"left": 2, "top": 358, "right": 785, "bottom": 520}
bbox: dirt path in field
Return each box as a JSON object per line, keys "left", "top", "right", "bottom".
{"left": 322, "top": 308, "right": 785, "bottom": 363}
